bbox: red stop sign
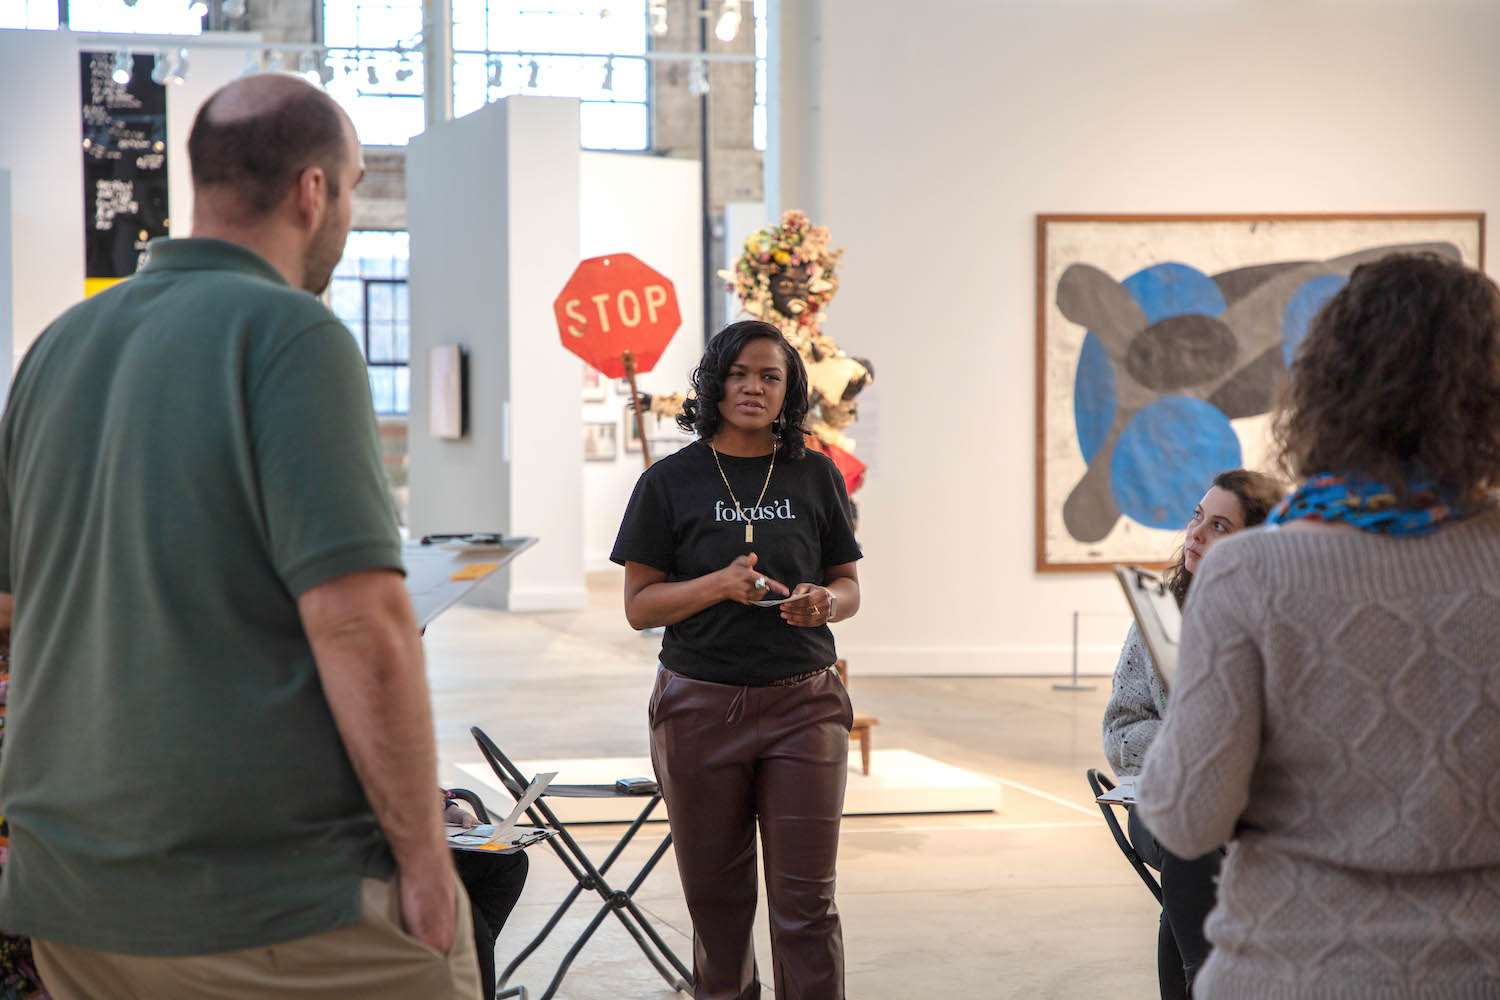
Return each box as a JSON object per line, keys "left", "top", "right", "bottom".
{"left": 553, "top": 254, "right": 682, "bottom": 378}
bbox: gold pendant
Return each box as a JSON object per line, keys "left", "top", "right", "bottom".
{"left": 745, "top": 522, "right": 754, "bottom": 543}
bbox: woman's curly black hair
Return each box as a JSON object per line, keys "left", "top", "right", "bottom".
{"left": 678, "top": 320, "right": 811, "bottom": 460}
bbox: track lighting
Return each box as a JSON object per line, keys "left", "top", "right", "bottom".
{"left": 111, "top": 49, "right": 132, "bottom": 86}
{"left": 714, "top": 0, "right": 741, "bottom": 43}
{"left": 601, "top": 56, "right": 613, "bottom": 92}
{"left": 366, "top": 63, "right": 379, "bottom": 85}
{"left": 240, "top": 50, "right": 262, "bottom": 76}
{"left": 649, "top": 0, "right": 668, "bottom": 37}
{"left": 220, "top": 0, "right": 246, "bottom": 17}
{"left": 150, "top": 50, "right": 170, "bottom": 85}
{"left": 394, "top": 58, "right": 413, "bottom": 82}
{"left": 487, "top": 56, "right": 502, "bottom": 88}
{"left": 527, "top": 57, "right": 539, "bottom": 88}
{"left": 187, "top": 0, "right": 208, "bottom": 16}
{"left": 266, "top": 49, "right": 284, "bottom": 71}
{"left": 163, "top": 49, "right": 188, "bottom": 85}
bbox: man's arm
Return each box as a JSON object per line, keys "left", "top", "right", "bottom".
{"left": 297, "top": 568, "right": 457, "bottom": 954}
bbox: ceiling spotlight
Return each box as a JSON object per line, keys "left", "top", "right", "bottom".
{"left": 150, "top": 50, "right": 170, "bottom": 85}
{"left": 688, "top": 57, "right": 709, "bottom": 96}
{"left": 111, "top": 49, "right": 132, "bottom": 86}
{"left": 714, "top": 0, "right": 741, "bottom": 43}
{"left": 187, "top": 0, "right": 208, "bottom": 16}
{"left": 487, "top": 56, "right": 502, "bottom": 88}
{"left": 527, "top": 57, "right": 539, "bottom": 89}
{"left": 648, "top": 0, "right": 668, "bottom": 36}
{"left": 163, "top": 49, "right": 188, "bottom": 85}
{"left": 394, "top": 58, "right": 413, "bottom": 82}
{"left": 220, "top": 0, "right": 246, "bottom": 16}
{"left": 366, "top": 62, "right": 379, "bottom": 85}
{"left": 266, "top": 49, "right": 284, "bottom": 71}
{"left": 601, "top": 56, "right": 613, "bottom": 92}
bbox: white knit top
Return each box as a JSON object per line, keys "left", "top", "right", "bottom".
{"left": 1136, "top": 512, "right": 1500, "bottom": 999}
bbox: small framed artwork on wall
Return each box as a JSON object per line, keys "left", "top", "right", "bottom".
{"left": 623, "top": 403, "right": 650, "bottom": 453}
{"left": 584, "top": 421, "right": 617, "bottom": 462}
{"left": 582, "top": 367, "right": 606, "bottom": 403}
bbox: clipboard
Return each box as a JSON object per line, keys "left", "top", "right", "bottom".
{"left": 1112, "top": 565, "right": 1182, "bottom": 691}
{"left": 403, "top": 534, "right": 537, "bottom": 630}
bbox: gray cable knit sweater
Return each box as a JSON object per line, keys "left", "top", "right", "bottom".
{"left": 1136, "top": 512, "right": 1500, "bottom": 999}
{"left": 1102, "top": 623, "right": 1168, "bottom": 777}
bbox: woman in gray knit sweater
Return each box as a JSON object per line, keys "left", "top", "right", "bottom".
{"left": 1138, "top": 252, "right": 1500, "bottom": 999}
{"left": 1104, "top": 468, "right": 1282, "bottom": 999}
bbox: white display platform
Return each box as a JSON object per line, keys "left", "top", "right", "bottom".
{"left": 452, "top": 748, "right": 1001, "bottom": 824}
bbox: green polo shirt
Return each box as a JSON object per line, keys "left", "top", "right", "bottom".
{"left": 0, "top": 238, "right": 403, "bottom": 955}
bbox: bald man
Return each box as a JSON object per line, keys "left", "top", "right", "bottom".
{"left": 0, "top": 74, "right": 480, "bottom": 999}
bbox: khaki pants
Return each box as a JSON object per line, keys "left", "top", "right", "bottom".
{"left": 32, "top": 876, "right": 483, "bottom": 1000}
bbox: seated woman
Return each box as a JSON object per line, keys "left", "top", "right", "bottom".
{"left": 1103, "top": 468, "right": 1282, "bottom": 1000}
{"left": 1138, "top": 252, "right": 1500, "bottom": 998}
{"left": 444, "top": 792, "right": 528, "bottom": 1000}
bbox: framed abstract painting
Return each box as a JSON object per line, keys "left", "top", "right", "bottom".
{"left": 1035, "top": 212, "right": 1485, "bottom": 571}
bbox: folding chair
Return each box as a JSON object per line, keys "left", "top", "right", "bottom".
{"left": 1085, "top": 768, "right": 1162, "bottom": 904}
{"left": 470, "top": 726, "right": 692, "bottom": 1000}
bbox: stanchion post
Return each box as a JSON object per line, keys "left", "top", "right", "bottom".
{"left": 1053, "top": 609, "right": 1097, "bottom": 692}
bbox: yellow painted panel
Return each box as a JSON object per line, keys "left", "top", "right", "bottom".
{"left": 83, "top": 277, "right": 125, "bottom": 298}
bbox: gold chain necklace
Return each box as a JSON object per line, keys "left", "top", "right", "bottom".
{"left": 710, "top": 442, "right": 775, "bottom": 543}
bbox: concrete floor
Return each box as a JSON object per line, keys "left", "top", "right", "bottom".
{"left": 424, "top": 572, "right": 1159, "bottom": 1000}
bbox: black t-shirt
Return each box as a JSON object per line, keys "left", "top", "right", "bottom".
{"left": 611, "top": 440, "right": 863, "bottom": 684}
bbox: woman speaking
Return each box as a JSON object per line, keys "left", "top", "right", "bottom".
{"left": 612, "top": 319, "right": 862, "bottom": 1000}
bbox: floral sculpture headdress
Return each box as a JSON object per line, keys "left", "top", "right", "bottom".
{"left": 721, "top": 210, "right": 843, "bottom": 340}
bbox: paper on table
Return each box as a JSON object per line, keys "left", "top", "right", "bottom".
{"left": 752, "top": 592, "right": 815, "bottom": 608}
{"left": 478, "top": 771, "right": 555, "bottom": 848}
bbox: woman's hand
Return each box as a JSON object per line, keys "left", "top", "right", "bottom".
{"left": 721, "top": 552, "right": 789, "bottom": 605}
{"left": 443, "top": 802, "right": 478, "bottom": 829}
{"left": 781, "top": 583, "right": 833, "bottom": 627}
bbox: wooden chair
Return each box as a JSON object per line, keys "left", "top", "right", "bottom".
{"left": 835, "top": 659, "right": 879, "bottom": 776}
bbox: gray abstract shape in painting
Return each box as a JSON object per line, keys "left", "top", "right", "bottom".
{"left": 1207, "top": 345, "right": 1282, "bottom": 419}
{"left": 1124, "top": 314, "right": 1239, "bottom": 392}
{"left": 1056, "top": 263, "right": 1145, "bottom": 361}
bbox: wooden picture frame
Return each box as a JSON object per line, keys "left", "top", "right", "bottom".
{"left": 1035, "top": 212, "right": 1485, "bottom": 572}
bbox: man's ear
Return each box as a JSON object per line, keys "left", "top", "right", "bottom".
{"left": 292, "top": 164, "right": 328, "bottom": 230}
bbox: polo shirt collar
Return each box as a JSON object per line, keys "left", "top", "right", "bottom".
{"left": 140, "top": 237, "right": 289, "bottom": 287}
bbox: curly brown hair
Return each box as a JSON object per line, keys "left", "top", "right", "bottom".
{"left": 1272, "top": 253, "right": 1500, "bottom": 505}
{"left": 1162, "top": 468, "right": 1286, "bottom": 606}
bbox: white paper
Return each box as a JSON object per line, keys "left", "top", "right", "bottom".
{"left": 484, "top": 771, "right": 556, "bottom": 846}
{"left": 445, "top": 771, "right": 556, "bottom": 848}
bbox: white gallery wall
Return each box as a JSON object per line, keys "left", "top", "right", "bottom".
{"left": 407, "top": 97, "right": 587, "bottom": 612}
{"left": 579, "top": 152, "right": 704, "bottom": 572}
{"left": 0, "top": 30, "right": 245, "bottom": 376}
{"left": 800, "top": 0, "right": 1500, "bottom": 674}
{"left": 0, "top": 29, "right": 85, "bottom": 375}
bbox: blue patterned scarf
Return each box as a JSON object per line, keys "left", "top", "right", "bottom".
{"left": 1266, "top": 473, "right": 1492, "bottom": 536}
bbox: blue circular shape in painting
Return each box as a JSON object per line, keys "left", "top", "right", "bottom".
{"left": 1074, "top": 331, "right": 1116, "bottom": 463}
{"left": 1111, "top": 396, "right": 1242, "bottom": 530}
{"left": 1282, "top": 273, "right": 1346, "bottom": 367}
{"left": 1121, "top": 262, "right": 1228, "bottom": 325}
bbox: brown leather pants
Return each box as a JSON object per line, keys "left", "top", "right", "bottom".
{"left": 649, "top": 665, "right": 853, "bottom": 1000}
